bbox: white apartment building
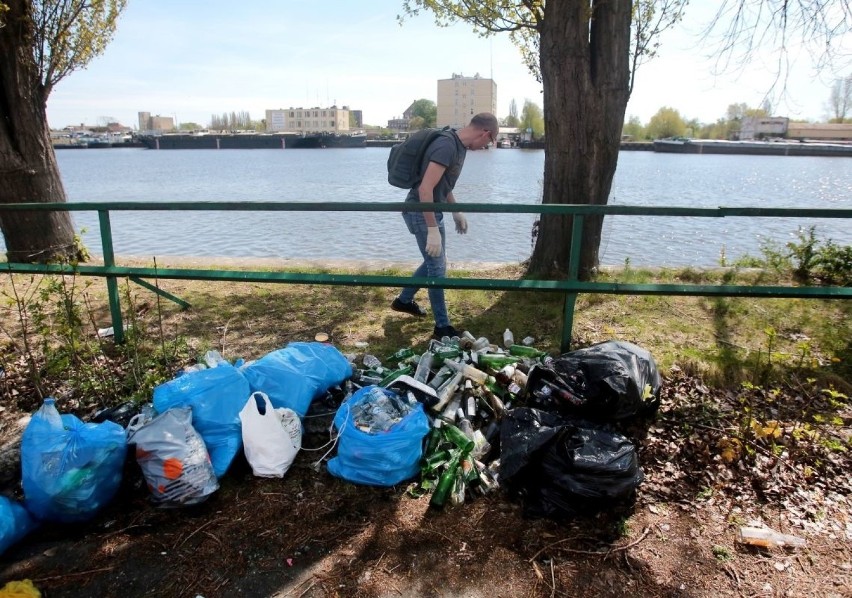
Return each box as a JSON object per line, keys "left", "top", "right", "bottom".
{"left": 265, "top": 106, "right": 352, "bottom": 134}
{"left": 739, "top": 116, "right": 790, "bottom": 140}
{"left": 437, "top": 73, "right": 497, "bottom": 129}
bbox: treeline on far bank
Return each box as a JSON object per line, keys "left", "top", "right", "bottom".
{"left": 623, "top": 102, "right": 852, "bottom": 141}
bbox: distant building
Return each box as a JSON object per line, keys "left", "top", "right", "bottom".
{"left": 387, "top": 117, "right": 409, "bottom": 133}
{"left": 350, "top": 110, "right": 363, "bottom": 129}
{"left": 138, "top": 112, "right": 174, "bottom": 134}
{"left": 786, "top": 122, "right": 852, "bottom": 141}
{"left": 105, "top": 122, "right": 132, "bottom": 134}
{"left": 265, "top": 106, "right": 353, "bottom": 134}
{"left": 740, "top": 117, "right": 789, "bottom": 139}
{"left": 387, "top": 101, "right": 419, "bottom": 132}
{"left": 739, "top": 116, "right": 852, "bottom": 141}
{"left": 436, "top": 73, "right": 497, "bottom": 129}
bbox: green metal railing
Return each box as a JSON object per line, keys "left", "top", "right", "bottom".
{"left": 2, "top": 201, "right": 850, "bottom": 350}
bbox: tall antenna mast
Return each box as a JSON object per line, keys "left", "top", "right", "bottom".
{"left": 490, "top": 37, "right": 493, "bottom": 80}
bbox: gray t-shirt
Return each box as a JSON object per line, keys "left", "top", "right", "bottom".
{"left": 404, "top": 130, "right": 467, "bottom": 227}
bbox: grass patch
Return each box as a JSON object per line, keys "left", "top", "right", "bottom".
{"left": 1, "top": 262, "right": 849, "bottom": 414}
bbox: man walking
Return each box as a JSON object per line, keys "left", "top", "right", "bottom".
{"left": 391, "top": 112, "right": 499, "bottom": 340}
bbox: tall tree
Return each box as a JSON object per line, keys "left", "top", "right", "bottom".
{"left": 0, "top": 0, "right": 126, "bottom": 263}
{"left": 622, "top": 115, "right": 646, "bottom": 140}
{"left": 828, "top": 74, "right": 852, "bottom": 122}
{"left": 408, "top": 98, "right": 437, "bottom": 128}
{"left": 402, "top": 0, "right": 847, "bottom": 278}
{"left": 403, "top": 1, "right": 686, "bottom": 278}
{"left": 519, "top": 99, "right": 544, "bottom": 138}
{"left": 646, "top": 106, "right": 687, "bottom": 139}
{"left": 504, "top": 98, "right": 520, "bottom": 127}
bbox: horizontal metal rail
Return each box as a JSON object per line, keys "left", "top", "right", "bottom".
{"left": 2, "top": 201, "right": 851, "bottom": 218}
{"left": 1, "top": 201, "right": 850, "bottom": 349}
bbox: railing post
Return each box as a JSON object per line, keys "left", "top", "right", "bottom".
{"left": 98, "top": 210, "right": 124, "bottom": 343}
{"left": 561, "top": 214, "right": 584, "bottom": 353}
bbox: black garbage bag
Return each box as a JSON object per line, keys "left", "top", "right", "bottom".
{"left": 526, "top": 340, "right": 662, "bottom": 421}
{"left": 500, "top": 407, "right": 643, "bottom": 519}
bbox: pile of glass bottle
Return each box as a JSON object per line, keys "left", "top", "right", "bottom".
{"left": 349, "top": 329, "right": 552, "bottom": 508}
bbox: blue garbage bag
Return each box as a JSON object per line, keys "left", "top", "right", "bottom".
{"left": 327, "top": 386, "right": 429, "bottom": 487}
{"left": 241, "top": 342, "right": 353, "bottom": 418}
{"left": 153, "top": 362, "right": 249, "bottom": 478}
{"left": 0, "top": 496, "right": 38, "bottom": 555}
{"left": 22, "top": 398, "right": 127, "bottom": 523}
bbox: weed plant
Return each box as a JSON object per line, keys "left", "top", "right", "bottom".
{"left": 1, "top": 268, "right": 189, "bottom": 413}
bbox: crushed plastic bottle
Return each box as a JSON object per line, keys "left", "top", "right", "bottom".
{"left": 350, "top": 387, "right": 417, "bottom": 434}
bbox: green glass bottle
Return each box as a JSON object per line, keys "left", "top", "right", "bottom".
{"left": 429, "top": 453, "right": 460, "bottom": 508}
{"left": 476, "top": 353, "right": 520, "bottom": 369}
{"left": 424, "top": 425, "right": 443, "bottom": 457}
{"left": 378, "top": 364, "right": 413, "bottom": 387}
{"left": 433, "top": 347, "right": 462, "bottom": 360}
{"left": 442, "top": 422, "right": 475, "bottom": 453}
{"left": 508, "top": 344, "right": 548, "bottom": 359}
{"left": 387, "top": 347, "right": 416, "bottom": 362}
{"left": 422, "top": 449, "right": 451, "bottom": 474}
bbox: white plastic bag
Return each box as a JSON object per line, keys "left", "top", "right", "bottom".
{"left": 239, "top": 391, "right": 302, "bottom": 478}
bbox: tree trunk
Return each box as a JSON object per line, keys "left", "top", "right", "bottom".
{"left": 528, "top": 0, "right": 633, "bottom": 280}
{"left": 0, "top": 1, "right": 80, "bottom": 264}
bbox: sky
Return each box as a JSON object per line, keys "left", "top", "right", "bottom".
{"left": 45, "top": 1, "right": 851, "bottom": 130}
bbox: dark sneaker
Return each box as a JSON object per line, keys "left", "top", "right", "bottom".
{"left": 391, "top": 298, "right": 427, "bottom": 317}
{"left": 432, "top": 325, "right": 460, "bottom": 340}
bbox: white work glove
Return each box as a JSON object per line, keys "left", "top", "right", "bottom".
{"left": 425, "top": 226, "right": 442, "bottom": 257}
{"left": 453, "top": 212, "right": 468, "bottom": 234}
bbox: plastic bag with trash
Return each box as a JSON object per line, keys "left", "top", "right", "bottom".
{"left": 241, "top": 342, "right": 353, "bottom": 418}
{"left": 239, "top": 391, "right": 302, "bottom": 478}
{"left": 526, "top": 340, "right": 662, "bottom": 422}
{"left": 153, "top": 361, "right": 249, "bottom": 478}
{"left": 21, "top": 398, "right": 127, "bottom": 523}
{"left": 0, "top": 495, "right": 38, "bottom": 556}
{"left": 126, "top": 407, "right": 219, "bottom": 506}
{"left": 327, "top": 386, "right": 429, "bottom": 487}
{"left": 499, "top": 407, "right": 644, "bottom": 519}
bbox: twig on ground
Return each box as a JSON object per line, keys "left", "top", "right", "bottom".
{"left": 203, "top": 530, "right": 225, "bottom": 547}
{"left": 550, "top": 558, "right": 556, "bottom": 598}
{"left": 723, "top": 562, "right": 741, "bottom": 587}
{"left": 530, "top": 527, "right": 652, "bottom": 562}
{"left": 297, "top": 581, "right": 316, "bottom": 598}
{"left": 175, "top": 517, "right": 222, "bottom": 549}
{"left": 34, "top": 566, "right": 115, "bottom": 582}
{"left": 101, "top": 523, "right": 151, "bottom": 539}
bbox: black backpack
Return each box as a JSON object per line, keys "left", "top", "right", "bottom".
{"left": 387, "top": 127, "right": 453, "bottom": 189}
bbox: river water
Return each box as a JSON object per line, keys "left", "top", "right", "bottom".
{"left": 28, "top": 147, "right": 852, "bottom": 267}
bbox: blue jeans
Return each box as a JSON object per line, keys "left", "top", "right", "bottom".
{"left": 398, "top": 215, "right": 450, "bottom": 328}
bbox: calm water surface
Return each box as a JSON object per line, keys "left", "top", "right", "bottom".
{"left": 42, "top": 147, "right": 852, "bottom": 267}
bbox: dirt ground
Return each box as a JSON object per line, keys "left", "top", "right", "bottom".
{"left": 1, "top": 367, "right": 851, "bottom": 598}
{"left": 0, "top": 267, "right": 850, "bottom": 597}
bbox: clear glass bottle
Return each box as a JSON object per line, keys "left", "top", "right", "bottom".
{"left": 362, "top": 354, "right": 387, "bottom": 374}
{"left": 413, "top": 350, "right": 434, "bottom": 383}
{"left": 443, "top": 358, "right": 490, "bottom": 385}
{"left": 502, "top": 328, "right": 514, "bottom": 348}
